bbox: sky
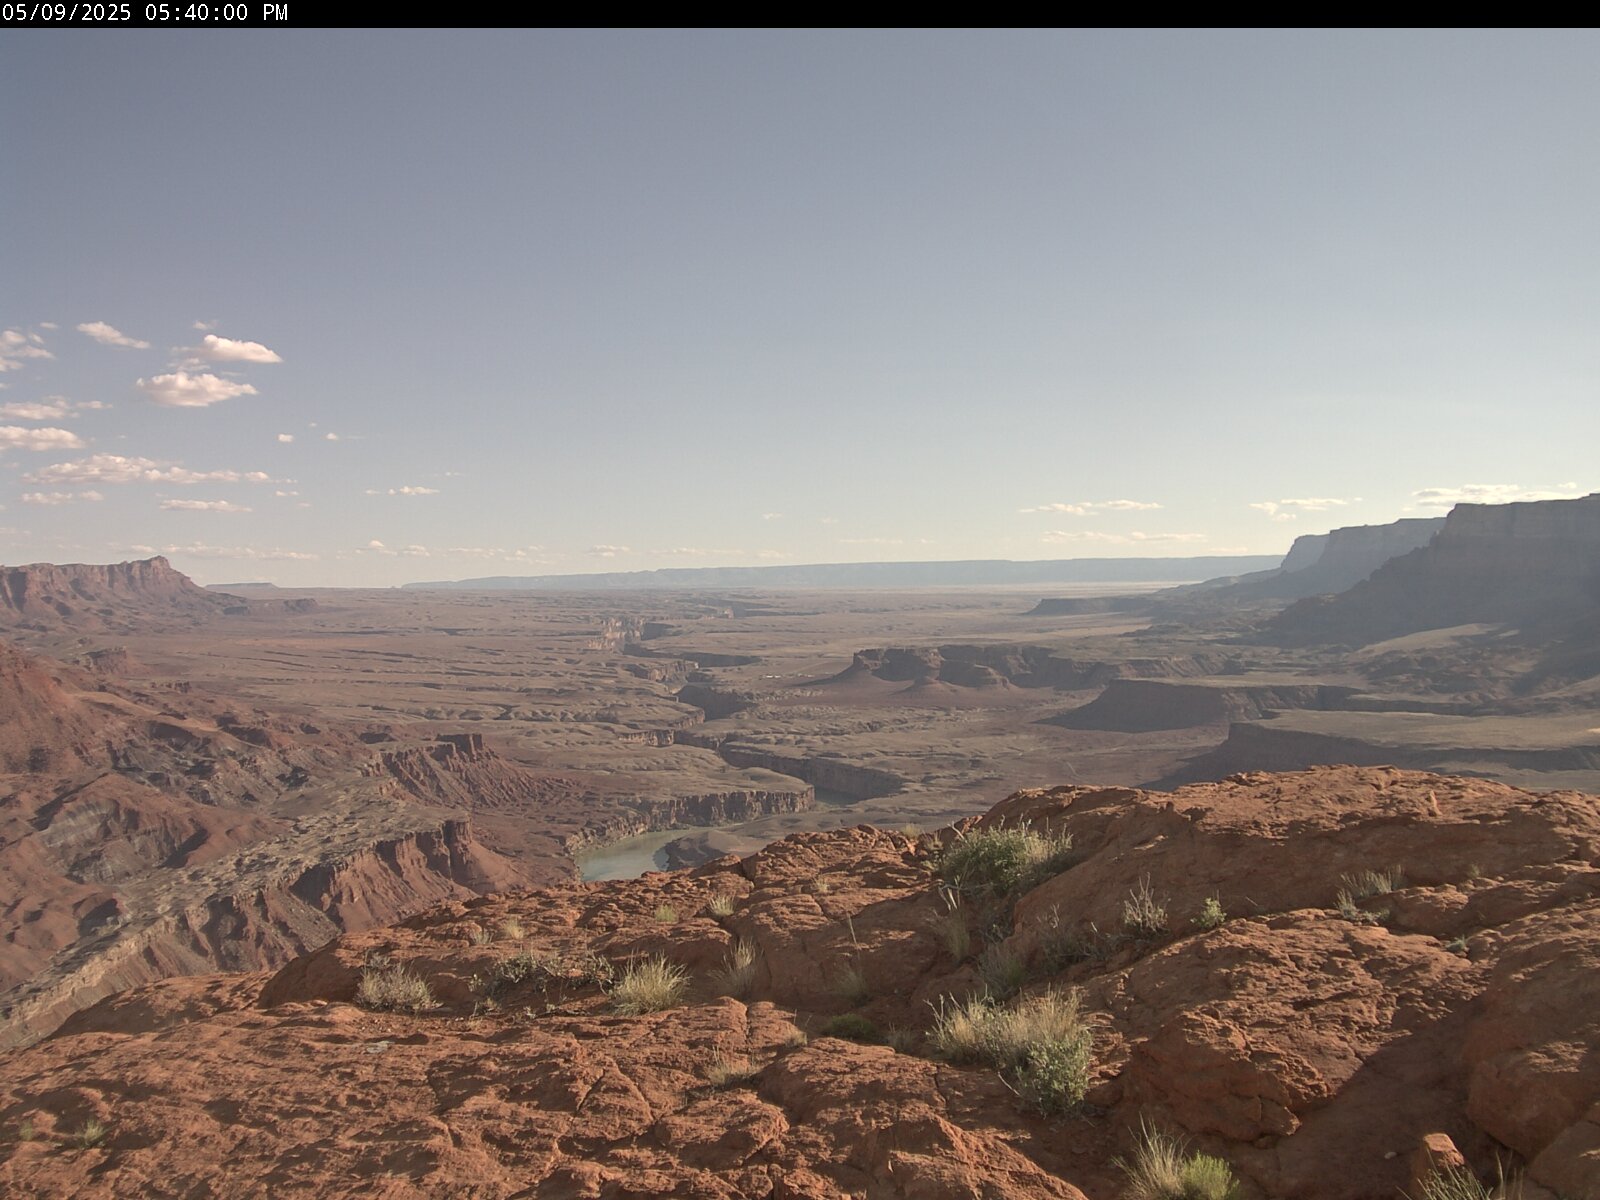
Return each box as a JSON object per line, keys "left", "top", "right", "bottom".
{"left": 2, "top": 29, "right": 1597, "bottom": 586}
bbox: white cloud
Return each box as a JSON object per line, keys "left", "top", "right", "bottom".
{"left": 198, "top": 334, "right": 282, "bottom": 364}
{"left": 38, "top": 322, "right": 58, "bottom": 331}
{"left": 76, "top": 321, "right": 150, "bottom": 349}
{"left": 274, "top": 489, "right": 298, "bottom": 497}
{"left": 1411, "top": 483, "right": 1588, "bottom": 509}
{"left": 838, "top": 537, "right": 904, "bottom": 546}
{"left": 1041, "top": 530, "right": 1208, "bottom": 545}
{"left": 367, "top": 539, "right": 387, "bottom": 549}
{"left": 1019, "top": 499, "right": 1164, "bottom": 515}
{"left": 0, "top": 425, "right": 84, "bottom": 451}
{"left": 590, "top": 544, "right": 630, "bottom": 557}
{"left": 324, "top": 432, "right": 340, "bottom": 441}
{"left": 1249, "top": 497, "right": 1360, "bottom": 520}
{"left": 25, "top": 454, "right": 275, "bottom": 487}
{"left": 160, "top": 499, "right": 252, "bottom": 512}
{"left": 137, "top": 371, "right": 258, "bottom": 408}
{"left": 656, "top": 547, "right": 745, "bottom": 557}
{"left": 363, "top": 485, "right": 439, "bottom": 496}
{"left": 0, "top": 330, "right": 53, "bottom": 372}
{"left": 144, "top": 542, "right": 317, "bottom": 561}
{"left": 0, "top": 396, "right": 110, "bottom": 421}
{"left": 21, "top": 490, "right": 103, "bottom": 506}
{"left": 277, "top": 433, "right": 295, "bottom": 443}
{"left": 762, "top": 512, "right": 784, "bottom": 520}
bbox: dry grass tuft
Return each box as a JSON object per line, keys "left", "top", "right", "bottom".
{"left": 930, "top": 987, "right": 1092, "bottom": 1114}
{"left": 705, "top": 1052, "right": 759, "bottom": 1088}
{"left": 709, "top": 938, "right": 760, "bottom": 998}
{"left": 706, "top": 893, "right": 736, "bottom": 918}
{"left": 610, "top": 955, "right": 688, "bottom": 1015}
{"left": 1122, "top": 875, "right": 1170, "bottom": 937}
{"left": 1116, "top": 1120, "right": 1240, "bottom": 1200}
{"left": 937, "top": 822, "right": 1075, "bottom": 898}
{"left": 356, "top": 964, "right": 434, "bottom": 1013}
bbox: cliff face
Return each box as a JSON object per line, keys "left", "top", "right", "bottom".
{"left": 1, "top": 815, "right": 521, "bottom": 1048}
{"left": 0, "top": 637, "right": 541, "bottom": 1047}
{"left": 1272, "top": 495, "right": 1600, "bottom": 645}
{"left": 0, "top": 556, "right": 316, "bottom": 633}
{"left": 1190, "top": 518, "right": 1445, "bottom": 605}
{"left": 5, "top": 767, "right": 1599, "bottom": 1199}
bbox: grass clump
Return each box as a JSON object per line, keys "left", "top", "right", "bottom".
{"left": 1191, "top": 896, "right": 1226, "bottom": 931}
{"left": 931, "top": 886, "right": 972, "bottom": 961}
{"left": 1341, "top": 866, "right": 1403, "bottom": 899}
{"left": 498, "top": 916, "right": 525, "bottom": 941}
{"left": 1122, "top": 876, "right": 1170, "bottom": 937}
{"left": 1116, "top": 1121, "right": 1240, "bottom": 1200}
{"left": 930, "top": 988, "right": 1092, "bottom": 1114}
{"left": 71, "top": 1119, "right": 108, "bottom": 1152}
{"left": 653, "top": 904, "right": 679, "bottom": 924}
{"left": 709, "top": 938, "right": 760, "bottom": 998}
{"left": 1335, "top": 890, "right": 1388, "bottom": 925}
{"left": 610, "top": 955, "right": 688, "bottom": 1015}
{"left": 819, "top": 1013, "right": 882, "bottom": 1043}
{"left": 977, "top": 943, "right": 1028, "bottom": 1000}
{"left": 356, "top": 964, "right": 434, "bottom": 1013}
{"left": 471, "top": 949, "right": 613, "bottom": 1004}
{"left": 705, "top": 1053, "right": 759, "bottom": 1088}
{"left": 468, "top": 925, "right": 494, "bottom": 946}
{"left": 1409, "top": 1164, "right": 1524, "bottom": 1200}
{"left": 832, "top": 960, "right": 870, "bottom": 1006}
{"left": 706, "top": 893, "right": 736, "bottom": 918}
{"left": 937, "top": 822, "right": 1075, "bottom": 898}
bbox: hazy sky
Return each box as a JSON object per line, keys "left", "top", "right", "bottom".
{"left": 3, "top": 30, "right": 1596, "bottom": 586}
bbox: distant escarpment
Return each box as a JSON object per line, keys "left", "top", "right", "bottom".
{"left": 1271, "top": 494, "right": 1600, "bottom": 646}
{"left": 0, "top": 556, "right": 315, "bottom": 635}
{"left": 1026, "top": 517, "right": 1445, "bottom": 620}
{"left": 6, "top": 767, "right": 1599, "bottom": 1197}
{"left": 1051, "top": 678, "right": 1360, "bottom": 731}
{"left": 830, "top": 643, "right": 1234, "bottom": 691}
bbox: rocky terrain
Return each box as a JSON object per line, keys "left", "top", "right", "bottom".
{"left": 1, "top": 766, "right": 1596, "bottom": 1198}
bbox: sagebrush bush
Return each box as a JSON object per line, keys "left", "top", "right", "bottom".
{"left": 937, "top": 823, "right": 1075, "bottom": 897}
{"left": 610, "top": 955, "right": 688, "bottom": 1015}
{"left": 1116, "top": 1121, "right": 1241, "bottom": 1200}
{"left": 356, "top": 964, "right": 434, "bottom": 1013}
{"left": 930, "top": 988, "right": 1092, "bottom": 1114}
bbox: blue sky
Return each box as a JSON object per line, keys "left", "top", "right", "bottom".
{"left": 2, "top": 30, "right": 1596, "bottom": 585}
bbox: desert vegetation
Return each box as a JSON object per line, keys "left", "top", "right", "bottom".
{"left": 936, "top": 822, "right": 1075, "bottom": 898}
{"left": 1116, "top": 1121, "right": 1240, "bottom": 1200}
{"left": 930, "top": 988, "right": 1092, "bottom": 1114}
{"left": 356, "top": 964, "right": 434, "bottom": 1014}
{"left": 610, "top": 955, "right": 688, "bottom": 1015}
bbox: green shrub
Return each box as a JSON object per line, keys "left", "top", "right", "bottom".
{"left": 819, "top": 1013, "right": 882, "bottom": 1043}
{"left": 937, "top": 822, "right": 1075, "bottom": 898}
{"left": 1116, "top": 1121, "right": 1241, "bottom": 1200}
{"left": 930, "top": 988, "right": 1092, "bottom": 1114}
{"left": 610, "top": 955, "right": 688, "bottom": 1015}
{"left": 356, "top": 964, "right": 434, "bottom": 1013}
{"left": 1191, "top": 896, "right": 1226, "bottom": 931}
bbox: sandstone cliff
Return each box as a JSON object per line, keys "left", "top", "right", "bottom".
{"left": 1272, "top": 494, "right": 1600, "bottom": 645}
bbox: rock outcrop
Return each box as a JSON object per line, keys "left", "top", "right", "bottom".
{"left": 1051, "top": 678, "right": 1360, "bottom": 731}
{"left": 2, "top": 766, "right": 1597, "bottom": 1197}
{"left": 1271, "top": 494, "right": 1600, "bottom": 646}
